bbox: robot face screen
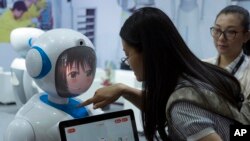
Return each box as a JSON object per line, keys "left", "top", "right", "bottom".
{"left": 55, "top": 46, "right": 96, "bottom": 97}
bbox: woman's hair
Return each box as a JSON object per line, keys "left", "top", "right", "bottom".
{"left": 12, "top": 0, "right": 28, "bottom": 12}
{"left": 120, "top": 7, "right": 242, "bottom": 141}
{"left": 55, "top": 46, "right": 96, "bottom": 97}
{"left": 216, "top": 5, "right": 250, "bottom": 56}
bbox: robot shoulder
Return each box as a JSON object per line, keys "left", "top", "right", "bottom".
{"left": 15, "top": 93, "right": 42, "bottom": 116}
{"left": 4, "top": 118, "right": 35, "bottom": 141}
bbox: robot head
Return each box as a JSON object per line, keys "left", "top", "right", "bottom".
{"left": 10, "top": 27, "right": 45, "bottom": 58}
{"left": 25, "top": 28, "right": 96, "bottom": 99}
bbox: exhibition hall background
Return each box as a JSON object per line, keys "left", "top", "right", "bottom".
{"left": 0, "top": 0, "right": 249, "bottom": 70}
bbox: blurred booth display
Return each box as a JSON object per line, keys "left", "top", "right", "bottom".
{"left": 0, "top": 68, "right": 15, "bottom": 104}
{"left": 72, "top": 7, "right": 96, "bottom": 45}
{"left": 0, "top": 0, "right": 6, "bottom": 9}
{"left": 173, "top": 0, "right": 203, "bottom": 58}
{"left": 101, "top": 61, "right": 116, "bottom": 86}
{"left": 39, "top": 0, "right": 53, "bottom": 30}
{"left": 0, "top": 0, "right": 53, "bottom": 43}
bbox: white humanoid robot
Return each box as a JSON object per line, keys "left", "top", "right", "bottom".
{"left": 5, "top": 28, "right": 102, "bottom": 141}
{"left": 10, "top": 27, "right": 44, "bottom": 108}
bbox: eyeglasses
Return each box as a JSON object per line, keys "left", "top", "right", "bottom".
{"left": 210, "top": 27, "right": 240, "bottom": 40}
{"left": 121, "top": 57, "right": 129, "bottom": 65}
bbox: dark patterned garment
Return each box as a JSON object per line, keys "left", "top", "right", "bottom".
{"left": 168, "top": 101, "right": 235, "bottom": 141}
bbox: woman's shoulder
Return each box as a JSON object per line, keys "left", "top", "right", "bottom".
{"left": 202, "top": 56, "right": 217, "bottom": 64}
{"left": 238, "top": 56, "right": 250, "bottom": 80}
{"left": 166, "top": 80, "right": 237, "bottom": 123}
{"left": 168, "top": 101, "right": 233, "bottom": 141}
{"left": 245, "top": 56, "right": 250, "bottom": 68}
{"left": 167, "top": 86, "right": 208, "bottom": 111}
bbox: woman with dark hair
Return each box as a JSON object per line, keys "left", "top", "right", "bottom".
{"left": 80, "top": 7, "right": 244, "bottom": 141}
{"left": 205, "top": 5, "right": 250, "bottom": 100}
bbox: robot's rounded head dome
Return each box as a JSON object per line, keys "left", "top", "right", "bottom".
{"left": 25, "top": 28, "right": 96, "bottom": 98}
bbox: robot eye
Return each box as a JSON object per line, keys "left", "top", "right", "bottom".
{"left": 78, "top": 39, "right": 85, "bottom": 46}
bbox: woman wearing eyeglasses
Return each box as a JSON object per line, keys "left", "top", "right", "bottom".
{"left": 79, "top": 7, "right": 245, "bottom": 141}
{"left": 204, "top": 5, "right": 250, "bottom": 100}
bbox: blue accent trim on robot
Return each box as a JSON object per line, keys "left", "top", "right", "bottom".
{"left": 40, "top": 94, "right": 89, "bottom": 118}
{"left": 33, "top": 46, "right": 52, "bottom": 79}
{"left": 28, "top": 38, "right": 32, "bottom": 47}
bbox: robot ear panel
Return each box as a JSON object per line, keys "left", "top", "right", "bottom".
{"left": 25, "top": 46, "right": 52, "bottom": 79}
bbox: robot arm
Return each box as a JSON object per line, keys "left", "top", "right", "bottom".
{"left": 4, "top": 118, "right": 35, "bottom": 141}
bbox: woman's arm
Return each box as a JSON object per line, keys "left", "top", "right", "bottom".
{"left": 79, "top": 83, "right": 143, "bottom": 109}
{"left": 198, "top": 133, "right": 222, "bottom": 141}
{"left": 121, "top": 83, "right": 143, "bottom": 109}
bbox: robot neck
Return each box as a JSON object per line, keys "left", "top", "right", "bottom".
{"left": 48, "top": 95, "right": 69, "bottom": 104}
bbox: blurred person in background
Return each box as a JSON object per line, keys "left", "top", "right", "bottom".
{"left": 0, "top": 0, "right": 32, "bottom": 42}
{"left": 205, "top": 5, "right": 250, "bottom": 99}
